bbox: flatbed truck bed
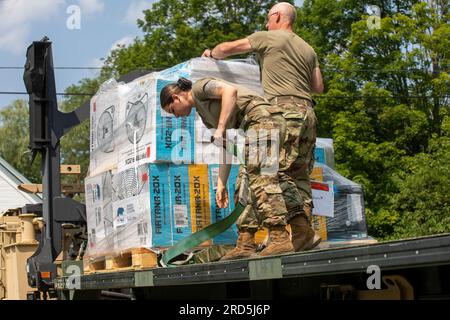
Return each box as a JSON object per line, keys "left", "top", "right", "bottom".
{"left": 55, "top": 233, "right": 450, "bottom": 300}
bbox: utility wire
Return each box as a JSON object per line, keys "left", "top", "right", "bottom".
{"left": 0, "top": 66, "right": 444, "bottom": 73}
{"left": 0, "top": 91, "right": 94, "bottom": 96}
{"left": 314, "top": 95, "right": 450, "bottom": 99}
{"left": 0, "top": 91, "right": 448, "bottom": 99}
{"left": 0, "top": 66, "right": 103, "bottom": 70}
{"left": 321, "top": 68, "right": 440, "bottom": 73}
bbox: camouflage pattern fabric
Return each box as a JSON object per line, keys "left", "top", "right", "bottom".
{"left": 235, "top": 102, "right": 317, "bottom": 228}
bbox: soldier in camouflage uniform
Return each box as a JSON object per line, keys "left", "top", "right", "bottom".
{"left": 160, "top": 77, "right": 315, "bottom": 259}
{"left": 235, "top": 99, "right": 317, "bottom": 252}
{"left": 203, "top": 2, "right": 324, "bottom": 252}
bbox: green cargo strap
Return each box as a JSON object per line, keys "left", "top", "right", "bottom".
{"left": 161, "top": 202, "right": 245, "bottom": 267}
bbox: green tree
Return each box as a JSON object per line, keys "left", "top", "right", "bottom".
{"left": 0, "top": 100, "right": 41, "bottom": 182}
{"left": 296, "top": 0, "right": 449, "bottom": 239}
{"left": 0, "top": 81, "right": 99, "bottom": 185}
{"left": 389, "top": 108, "right": 450, "bottom": 238}
{"left": 103, "top": 0, "right": 285, "bottom": 77}
{"left": 0, "top": 85, "right": 97, "bottom": 185}
{"left": 60, "top": 78, "right": 103, "bottom": 181}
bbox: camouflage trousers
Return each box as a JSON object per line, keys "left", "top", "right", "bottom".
{"left": 236, "top": 102, "right": 317, "bottom": 230}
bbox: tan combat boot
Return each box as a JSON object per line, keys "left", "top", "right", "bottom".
{"left": 220, "top": 228, "right": 257, "bottom": 261}
{"left": 259, "top": 226, "right": 294, "bottom": 256}
{"left": 289, "top": 215, "right": 321, "bottom": 252}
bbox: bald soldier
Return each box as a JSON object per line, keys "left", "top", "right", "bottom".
{"left": 202, "top": 2, "right": 324, "bottom": 258}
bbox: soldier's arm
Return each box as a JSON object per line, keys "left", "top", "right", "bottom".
{"left": 216, "top": 163, "right": 231, "bottom": 208}
{"left": 311, "top": 67, "right": 324, "bottom": 94}
{"left": 203, "top": 79, "right": 238, "bottom": 134}
{"left": 202, "top": 38, "right": 253, "bottom": 60}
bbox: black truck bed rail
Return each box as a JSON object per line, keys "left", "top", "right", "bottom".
{"left": 56, "top": 233, "right": 450, "bottom": 292}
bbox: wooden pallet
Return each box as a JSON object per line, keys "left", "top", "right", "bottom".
{"left": 84, "top": 248, "right": 158, "bottom": 274}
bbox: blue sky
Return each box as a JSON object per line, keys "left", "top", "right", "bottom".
{"left": 0, "top": 0, "right": 303, "bottom": 110}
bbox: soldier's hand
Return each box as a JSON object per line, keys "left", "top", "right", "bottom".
{"left": 202, "top": 49, "right": 215, "bottom": 59}
{"left": 216, "top": 184, "right": 229, "bottom": 209}
{"left": 211, "top": 129, "right": 226, "bottom": 148}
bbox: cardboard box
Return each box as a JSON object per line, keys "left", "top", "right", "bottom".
{"left": 85, "top": 170, "right": 115, "bottom": 255}
{"left": 312, "top": 215, "right": 328, "bottom": 241}
{"left": 188, "top": 165, "right": 212, "bottom": 233}
{"left": 148, "top": 164, "right": 172, "bottom": 247}
{"left": 314, "top": 138, "right": 335, "bottom": 168}
{"left": 116, "top": 74, "right": 154, "bottom": 171}
{"left": 168, "top": 165, "right": 192, "bottom": 243}
{"left": 111, "top": 164, "right": 151, "bottom": 252}
{"left": 151, "top": 79, "right": 197, "bottom": 164}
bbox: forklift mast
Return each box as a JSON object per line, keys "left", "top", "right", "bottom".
{"left": 23, "top": 37, "right": 89, "bottom": 293}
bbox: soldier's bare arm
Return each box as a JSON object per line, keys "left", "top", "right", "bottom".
{"left": 311, "top": 67, "right": 324, "bottom": 94}
{"left": 203, "top": 80, "right": 238, "bottom": 134}
{"left": 202, "top": 38, "right": 252, "bottom": 60}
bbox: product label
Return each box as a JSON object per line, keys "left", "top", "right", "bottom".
{"left": 188, "top": 165, "right": 211, "bottom": 233}
{"left": 149, "top": 164, "right": 173, "bottom": 246}
{"left": 169, "top": 165, "right": 192, "bottom": 243}
{"left": 312, "top": 181, "right": 334, "bottom": 218}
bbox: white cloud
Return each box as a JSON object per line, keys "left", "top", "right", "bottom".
{"left": 124, "top": 0, "right": 155, "bottom": 25}
{"left": 78, "top": 0, "right": 104, "bottom": 15}
{"left": 110, "top": 36, "right": 134, "bottom": 52}
{"left": 0, "top": 26, "right": 28, "bottom": 54}
{"left": 90, "top": 36, "right": 134, "bottom": 73}
{"left": 294, "top": 0, "right": 304, "bottom": 7}
{"left": 0, "top": 0, "right": 65, "bottom": 54}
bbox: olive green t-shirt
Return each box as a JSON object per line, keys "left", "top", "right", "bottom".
{"left": 247, "top": 30, "right": 319, "bottom": 101}
{"left": 191, "top": 77, "right": 269, "bottom": 129}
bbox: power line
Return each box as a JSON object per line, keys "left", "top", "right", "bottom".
{"left": 0, "top": 66, "right": 102, "bottom": 70}
{"left": 0, "top": 91, "right": 94, "bottom": 96}
{"left": 321, "top": 68, "right": 438, "bottom": 74}
{"left": 0, "top": 66, "right": 443, "bottom": 73}
{"left": 314, "top": 95, "right": 450, "bottom": 99}
{"left": 0, "top": 91, "right": 448, "bottom": 99}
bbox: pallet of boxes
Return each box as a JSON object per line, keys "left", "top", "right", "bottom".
{"left": 84, "top": 58, "right": 374, "bottom": 273}
{"left": 84, "top": 58, "right": 260, "bottom": 273}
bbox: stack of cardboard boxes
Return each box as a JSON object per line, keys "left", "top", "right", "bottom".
{"left": 85, "top": 58, "right": 257, "bottom": 257}
{"left": 310, "top": 139, "right": 369, "bottom": 242}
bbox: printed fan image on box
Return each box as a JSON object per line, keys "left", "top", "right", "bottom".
{"left": 89, "top": 88, "right": 120, "bottom": 176}
{"left": 97, "top": 106, "right": 115, "bottom": 153}
{"left": 125, "top": 93, "right": 148, "bottom": 145}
